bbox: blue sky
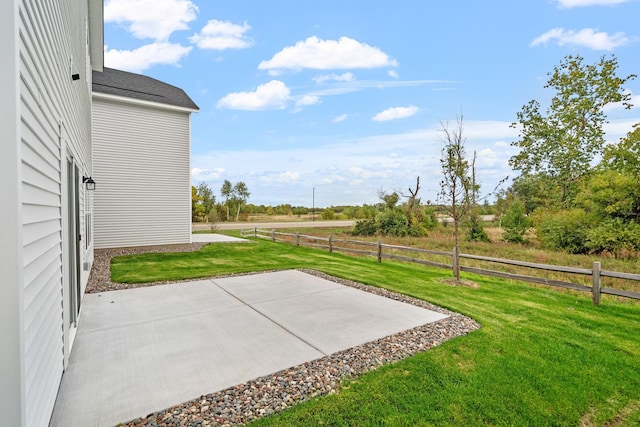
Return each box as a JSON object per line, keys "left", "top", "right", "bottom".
{"left": 103, "top": 0, "right": 640, "bottom": 207}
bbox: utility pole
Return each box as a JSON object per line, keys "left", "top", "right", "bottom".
{"left": 312, "top": 187, "right": 315, "bottom": 222}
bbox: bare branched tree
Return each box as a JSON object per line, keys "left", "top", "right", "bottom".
{"left": 438, "top": 115, "right": 472, "bottom": 280}
{"left": 405, "top": 176, "right": 421, "bottom": 213}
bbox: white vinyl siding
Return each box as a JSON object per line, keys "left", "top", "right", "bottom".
{"left": 17, "top": 0, "right": 93, "bottom": 425}
{"left": 93, "top": 98, "right": 192, "bottom": 248}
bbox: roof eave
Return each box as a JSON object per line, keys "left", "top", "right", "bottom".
{"left": 92, "top": 91, "right": 199, "bottom": 113}
{"left": 88, "top": 0, "right": 104, "bottom": 72}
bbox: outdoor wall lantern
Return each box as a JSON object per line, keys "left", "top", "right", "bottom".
{"left": 82, "top": 176, "right": 96, "bottom": 190}
{"left": 71, "top": 60, "right": 80, "bottom": 81}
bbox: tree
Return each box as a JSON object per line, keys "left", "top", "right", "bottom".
{"left": 220, "top": 179, "right": 232, "bottom": 221}
{"left": 576, "top": 170, "right": 640, "bottom": 221}
{"left": 465, "top": 150, "right": 490, "bottom": 242}
{"left": 501, "top": 198, "right": 531, "bottom": 243}
{"left": 352, "top": 183, "right": 435, "bottom": 238}
{"left": 196, "top": 182, "right": 216, "bottom": 221}
{"left": 191, "top": 185, "right": 204, "bottom": 222}
{"left": 509, "top": 55, "right": 636, "bottom": 206}
{"left": 404, "top": 176, "right": 421, "bottom": 213}
{"left": 438, "top": 115, "right": 473, "bottom": 280}
{"left": 233, "top": 181, "right": 250, "bottom": 221}
{"left": 508, "top": 173, "right": 559, "bottom": 214}
{"left": 377, "top": 189, "right": 399, "bottom": 210}
{"left": 602, "top": 124, "right": 640, "bottom": 176}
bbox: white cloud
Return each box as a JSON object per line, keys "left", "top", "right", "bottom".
{"left": 278, "top": 171, "right": 300, "bottom": 183}
{"left": 191, "top": 167, "right": 225, "bottom": 181}
{"left": 531, "top": 28, "right": 633, "bottom": 50}
{"left": 388, "top": 70, "right": 399, "bottom": 78}
{"left": 104, "top": 0, "right": 198, "bottom": 41}
{"left": 259, "top": 171, "right": 301, "bottom": 185}
{"left": 313, "top": 72, "right": 355, "bottom": 84}
{"left": 348, "top": 166, "right": 394, "bottom": 179}
{"left": 295, "top": 79, "right": 452, "bottom": 100}
{"left": 104, "top": 43, "right": 192, "bottom": 72}
{"left": 555, "top": 0, "right": 630, "bottom": 8}
{"left": 373, "top": 106, "right": 419, "bottom": 122}
{"left": 190, "top": 20, "right": 253, "bottom": 50}
{"left": 217, "top": 80, "right": 291, "bottom": 110}
{"left": 258, "top": 36, "right": 397, "bottom": 74}
{"left": 462, "top": 120, "right": 520, "bottom": 140}
{"left": 604, "top": 92, "right": 640, "bottom": 111}
{"left": 604, "top": 118, "right": 640, "bottom": 138}
{"left": 190, "top": 119, "right": 520, "bottom": 206}
{"left": 332, "top": 114, "right": 349, "bottom": 123}
{"left": 476, "top": 148, "right": 499, "bottom": 168}
{"left": 295, "top": 95, "right": 321, "bottom": 108}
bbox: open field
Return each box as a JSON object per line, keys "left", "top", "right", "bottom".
{"left": 193, "top": 219, "right": 355, "bottom": 231}
{"left": 111, "top": 239, "right": 640, "bottom": 426}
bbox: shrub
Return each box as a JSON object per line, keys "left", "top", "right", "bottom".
{"left": 466, "top": 214, "right": 490, "bottom": 242}
{"left": 586, "top": 218, "right": 640, "bottom": 257}
{"left": 352, "top": 209, "right": 430, "bottom": 237}
{"left": 352, "top": 218, "right": 378, "bottom": 236}
{"left": 322, "top": 209, "right": 335, "bottom": 220}
{"left": 377, "top": 210, "right": 410, "bottom": 237}
{"left": 501, "top": 199, "right": 532, "bottom": 243}
{"left": 533, "top": 208, "right": 594, "bottom": 254}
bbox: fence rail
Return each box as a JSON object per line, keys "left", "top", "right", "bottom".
{"left": 240, "top": 228, "right": 640, "bottom": 305}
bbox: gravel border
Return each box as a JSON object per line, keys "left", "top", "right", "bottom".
{"left": 88, "top": 246, "right": 480, "bottom": 427}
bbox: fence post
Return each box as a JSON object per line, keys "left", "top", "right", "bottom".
{"left": 240, "top": 228, "right": 244, "bottom": 237}
{"left": 254, "top": 227, "right": 257, "bottom": 238}
{"left": 452, "top": 246, "right": 459, "bottom": 279}
{"left": 296, "top": 232, "right": 300, "bottom": 246}
{"left": 271, "top": 230, "right": 275, "bottom": 242}
{"left": 592, "top": 261, "right": 602, "bottom": 305}
{"left": 329, "top": 235, "right": 333, "bottom": 253}
{"left": 377, "top": 239, "right": 382, "bottom": 263}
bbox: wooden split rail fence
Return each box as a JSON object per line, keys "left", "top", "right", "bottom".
{"left": 240, "top": 227, "right": 640, "bottom": 305}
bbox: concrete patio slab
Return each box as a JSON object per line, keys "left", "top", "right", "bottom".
{"left": 216, "top": 271, "right": 448, "bottom": 354}
{"left": 51, "top": 270, "right": 448, "bottom": 427}
{"left": 190, "top": 233, "right": 248, "bottom": 243}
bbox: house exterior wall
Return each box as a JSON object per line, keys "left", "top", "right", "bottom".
{"left": 0, "top": 0, "right": 97, "bottom": 426}
{"left": 0, "top": 2, "right": 23, "bottom": 425}
{"left": 93, "top": 96, "right": 192, "bottom": 248}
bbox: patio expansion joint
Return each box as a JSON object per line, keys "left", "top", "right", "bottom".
{"left": 77, "top": 305, "right": 242, "bottom": 336}
{"left": 209, "top": 278, "right": 330, "bottom": 357}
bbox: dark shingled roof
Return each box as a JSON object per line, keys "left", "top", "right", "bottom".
{"left": 92, "top": 67, "right": 199, "bottom": 110}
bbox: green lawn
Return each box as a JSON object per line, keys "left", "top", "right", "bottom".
{"left": 111, "top": 240, "right": 640, "bottom": 426}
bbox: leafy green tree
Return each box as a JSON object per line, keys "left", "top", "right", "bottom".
{"left": 602, "top": 124, "right": 640, "bottom": 176}
{"left": 196, "top": 182, "right": 216, "bottom": 221}
{"left": 233, "top": 181, "right": 250, "bottom": 221}
{"left": 508, "top": 173, "right": 560, "bottom": 214}
{"left": 377, "top": 190, "right": 400, "bottom": 210}
{"left": 220, "top": 179, "right": 232, "bottom": 221}
{"left": 510, "top": 54, "right": 636, "bottom": 205}
{"left": 501, "top": 198, "right": 531, "bottom": 243}
{"left": 191, "top": 185, "right": 204, "bottom": 222}
{"left": 576, "top": 170, "right": 640, "bottom": 221}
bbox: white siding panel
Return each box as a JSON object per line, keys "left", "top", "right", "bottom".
{"left": 93, "top": 99, "right": 192, "bottom": 248}
{"left": 18, "top": 0, "right": 93, "bottom": 425}
{"left": 22, "top": 203, "right": 60, "bottom": 225}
